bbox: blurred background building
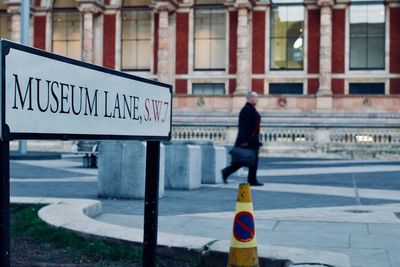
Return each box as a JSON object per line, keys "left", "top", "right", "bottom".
{"left": 1, "top": 0, "right": 400, "bottom": 158}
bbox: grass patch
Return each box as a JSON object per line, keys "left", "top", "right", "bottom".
{"left": 10, "top": 204, "right": 198, "bottom": 267}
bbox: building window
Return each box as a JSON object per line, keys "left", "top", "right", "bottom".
{"left": 52, "top": 0, "right": 81, "bottom": 61}
{"left": 121, "top": 9, "right": 151, "bottom": 71}
{"left": 349, "top": 83, "right": 385, "bottom": 94}
{"left": 350, "top": 4, "right": 385, "bottom": 70}
{"left": 194, "top": 8, "right": 226, "bottom": 70}
{"left": 0, "top": 12, "right": 11, "bottom": 40}
{"left": 270, "top": 5, "right": 304, "bottom": 70}
{"left": 192, "top": 83, "right": 225, "bottom": 95}
{"left": 269, "top": 83, "right": 303, "bottom": 94}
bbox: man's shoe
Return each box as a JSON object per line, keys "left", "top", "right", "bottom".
{"left": 221, "top": 170, "right": 228, "bottom": 184}
{"left": 249, "top": 181, "right": 264, "bottom": 186}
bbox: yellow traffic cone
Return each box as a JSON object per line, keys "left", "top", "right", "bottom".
{"left": 227, "top": 183, "right": 259, "bottom": 267}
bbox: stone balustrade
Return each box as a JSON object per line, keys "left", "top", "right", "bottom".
{"left": 172, "top": 125, "right": 400, "bottom": 159}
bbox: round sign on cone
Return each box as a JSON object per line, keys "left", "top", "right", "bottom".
{"left": 227, "top": 183, "right": 259, "bottom": 267}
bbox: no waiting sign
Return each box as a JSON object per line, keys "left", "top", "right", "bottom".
{"left": 0, "top": 39, "right": 172, "bottom": 141}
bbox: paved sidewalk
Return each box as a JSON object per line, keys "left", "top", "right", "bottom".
{"left": 10, "top": 156, "right": 400, "bottom": 267}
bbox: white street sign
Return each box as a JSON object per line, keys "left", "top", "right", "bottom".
{"left": 0, "top": 39, "right": 172, "bottom": 141}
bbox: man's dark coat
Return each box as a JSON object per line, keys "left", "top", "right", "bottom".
{"left": 234, "top": 102, "right": 261, "bottom": 150}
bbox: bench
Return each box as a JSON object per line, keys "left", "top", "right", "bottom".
{"left": 73, "top": 141, "right": 99, "bottom": 168}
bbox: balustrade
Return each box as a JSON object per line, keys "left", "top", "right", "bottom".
{"left": 172, "top": 125, "right": 400, "bottom": 158}
{"left": 330, "top": 129, "right": 400, "bottom": 145}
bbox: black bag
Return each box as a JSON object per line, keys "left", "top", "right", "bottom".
{"left": 229, "top": 147, "right": 257, "bottom": 166}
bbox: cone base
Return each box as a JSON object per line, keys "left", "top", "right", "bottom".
{"left": 227, "top": 247, "right": 259, "bottom": 267}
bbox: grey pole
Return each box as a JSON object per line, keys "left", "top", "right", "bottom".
{"left": 18, "top": 0, "right": 30, "bottom": 154}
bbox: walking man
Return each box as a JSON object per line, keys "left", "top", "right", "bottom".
{"left": 221, "top": 91, "right": 264, "bottom": 186}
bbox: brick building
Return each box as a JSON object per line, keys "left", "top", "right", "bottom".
{"left": 2, "top": 0, "right": 400, "bottom": 157}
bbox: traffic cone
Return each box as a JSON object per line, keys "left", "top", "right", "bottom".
{"left": 227, "top": 183, "right": 259, "bottom": 267}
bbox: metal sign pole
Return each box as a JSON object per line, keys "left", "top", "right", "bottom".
{"left": 142, "top": 141, "right": 160, "bottom": 267}
{"left": 18, "top": 0, "right": 30, "bottom": 155}
{"left": 0, "top": 141, "right": 10, "bottom": 267}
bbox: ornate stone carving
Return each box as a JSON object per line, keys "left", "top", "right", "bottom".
{"left": 363, "top": 97, "right": 372, "bottom": 107}
{"left": 234, "top": 0, "right": 253, "bottom": 10}
{"left": 77, "top": 1, "right": 104, "bottom": 14}
{"left": 317, "top": 0, "right": 334, "bottom": 7}
{"left": 153, "top": 1, "right": 177, "bottom": 13}
{"left": 278, "top": 97, "right": 287, "bottom": 108}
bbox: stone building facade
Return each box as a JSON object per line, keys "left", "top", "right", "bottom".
{"left": 2, "top": 0, "right": 400, "bottom": 158}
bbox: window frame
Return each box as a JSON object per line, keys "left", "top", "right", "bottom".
{"left": 269, "top": 4, "right": 305, "bottom": 71}
{"left": 269, "top": 82, "right": 304, "bottom": 95}
{"left": 349, "top": 3, "right": 386, "bottom": 70}
{"left": 192, "top": 82, "right": 226, "bottom": 95}
{"left": 51, "top": 7, "right": 82, "bottom": 61}
{"left": 348, "top": 82, "right": 385, "bottom": 94}
{"left": 193, "top": 4, "right": 226, "bottom": 71}
{"left": 120, "top": 6, "right": 152, "bottom": 72}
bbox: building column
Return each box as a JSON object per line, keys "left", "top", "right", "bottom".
{"left": 78, "top": 1, "right": 103, "bottom": 63}
{"left": 154, "top": 0, "right": 175, "bottom": 84}
{"left": 7, "top": 3, "right": 21, "bottom": 42}
{"left": 316, "top": 0, "right": 333, "bottom": 111}
{"left": 235, "top": 0, "right": 252, "bottom": 94}
{"left": 317, "top": 0, "right": 333, "bottom": 96}
{"left": 158, "top": 9, "right": 169, "bottom": 83}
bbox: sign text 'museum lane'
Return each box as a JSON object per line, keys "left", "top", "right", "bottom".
{"left": 1, "top": 40, "right": 172, "bottom": 140}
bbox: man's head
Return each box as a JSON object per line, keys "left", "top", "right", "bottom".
{"left": 246, "top": 91, "right": 259, "bottom": 106}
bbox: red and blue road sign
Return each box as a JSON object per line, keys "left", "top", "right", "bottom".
{"left": 233, "top": 211, "right": 255, "bottom": 242}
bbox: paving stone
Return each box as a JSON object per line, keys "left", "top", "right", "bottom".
{"left": 273, "top": 221, "right": 368, "bottom": 234}
{"left": 388, "top": 249, "right": 400, "bottom": 267}
{"left": 327, "top": 247, "right": 391, "bottom": 267}
{"left": 368, "top": 223, "right": 400, "bottom": 235}
{"left": 256, "top": 230, "right": 350, "bottom": 248}
{"left": 351, "top": 233, "right": 400, "bottom": 250}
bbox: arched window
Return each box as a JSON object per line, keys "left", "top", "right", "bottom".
{"left": 0, "top": 0, "right": 11, "bottom": 40}
{"left": 121, "top": 0, "right": 151, "bottom": 71}
{"left": 51, "top": 0, "right": 81, "bottom": 60}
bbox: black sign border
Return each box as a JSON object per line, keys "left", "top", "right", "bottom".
{"left": 0, "top": 39, "right": 173, "bottom": 142}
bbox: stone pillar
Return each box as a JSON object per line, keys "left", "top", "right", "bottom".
{"left": 235, "top": 0, "right": 252, "bottom": 94}
{"left": 164, "top": 142, "right": 202, "bottom": 190}
{"left": 317, "top": 0, "right": 333, "bottom": 96}
{"left": 154, "top": 2, "right": 174, "bottom": 84}
{"left": 78, "top": 1, "right": 103, "bottom": 63}
{"left": 158, "top": 9, "right": 169, "bottom": 83}
{"left": 316, "top": 0, "right": 333, "bottom": 111}
{"left": 201, "top": 145, "right": 228, "bottom": 184}
{"left": 98, "top": 141, "right": 165, "bottom": 199}
{"left": 7, "top": 3, "right": 21, "bottom": 42}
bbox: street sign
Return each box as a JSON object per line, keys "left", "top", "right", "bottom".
{"left": 233, "top": 211, "right": 255, "bottom": 243}
{"left": 0, "top": 39, "right": 172, "bottom": 141}
{"left": 0, "top": 39, "right": 171, "bottom": 267}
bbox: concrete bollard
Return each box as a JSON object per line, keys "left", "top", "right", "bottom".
{"left": 97, "top": 141, "right": 165, "bottom": 199}
{"left": 164, "top": 143, "right": 202, "bottom": 189}
{"left": 201, "top": 145, "right": 228, "bottom": 184}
